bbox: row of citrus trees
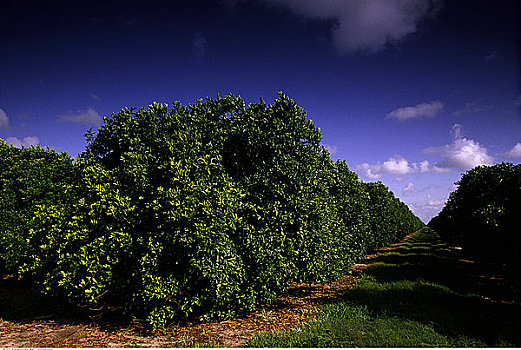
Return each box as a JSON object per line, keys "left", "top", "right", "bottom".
{"left": 0, "top": 93, "right": 423, "bottom": 328}
{"left": 429, "top": 162, "right": 520, "bottom": 285}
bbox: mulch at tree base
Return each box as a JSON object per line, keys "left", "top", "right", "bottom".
{"left": 0, "top": 233, "right": 417, "bottom": 348}
{"left": 0, "top": 277, "right": 357, "bottom": 348}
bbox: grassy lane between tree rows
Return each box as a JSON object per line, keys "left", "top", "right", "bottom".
{"left": 246, "top": 227, "right": 521, "bottom": 347}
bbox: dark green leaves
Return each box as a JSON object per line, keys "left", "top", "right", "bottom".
{"left": 429, "top": 162, "right": 521, "bottom": 266}
{"left": 0, "top": 93, "right": 423, "bottom": 329}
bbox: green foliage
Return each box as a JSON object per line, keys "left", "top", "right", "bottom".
{"left": 429, "top": 163, "right": 521, "bottom": 275}
{"left": 247, "top": 228, "right": 521, "bottom": 348}
{"left": 0, "top": 140, "right": 77, "bottom": 274}
{"left": 1, "top": 93, "right": 423, "bottom": 329}
{"left": 363, "top": 181, "right": 423, "bottom": 251}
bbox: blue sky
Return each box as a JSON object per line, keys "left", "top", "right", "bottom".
{"left": 1, "top": 0, "right": 520, "bottom": 222}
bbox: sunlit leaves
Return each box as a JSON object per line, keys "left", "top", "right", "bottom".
{"left": 0, "top": 94, "right": 423, "bottom": 329}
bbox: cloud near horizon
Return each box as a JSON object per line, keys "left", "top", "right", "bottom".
{"left": 423, "top": 124, "right": 494, "bottom": 170}
{"left": 355, "top": 124, "right": 494, "bottom": 180}
{"left": 356, "top": 155, "right": 416, "bottom": 179}
{"left": 57, "top": 107, "right": 102, "bottom": 125}
{"left": 386, "top": 100, "right": 444, "bottom": 121}
{"left": 0, "top": 108, "right": 9, "bottom": 129}
{"left": 408, "top": 198, "right": 446, "bottom": 223}
{"left": 402, "top": 181, "right": 442, "bottom": 196}
{"left": 225, "top": 0, "right": 443, "bottom": 54}
{"left": 505, "top": 142, "right": 521, "bottom": 158}
{"left": 4, "top": 136, "right": 40, "bottom": 148}
{"left": 356, "top": 155, "right": 447, "bottom": 179}
{"left": 323, "top": 144, "right": 338, "bottom": 155}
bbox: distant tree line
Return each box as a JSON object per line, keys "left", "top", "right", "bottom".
{"left": 0, "top": 93, "right": 423, "bottom": 328}
{"left": 429, "top": 162, "right": 521, "bottom": 288}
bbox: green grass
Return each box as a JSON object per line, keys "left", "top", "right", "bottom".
{"left": 246, "top": 228, "right": 521, "bottom": 347}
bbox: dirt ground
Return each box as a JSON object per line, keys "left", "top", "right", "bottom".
{"left": 0, "top": 276, "right": 361, "bottom": 347}
{"left": 0, "top": 231, "right": 453, "bottom": 348}
{"left": 1, "top": 269, "right": 372, "bottom": 347}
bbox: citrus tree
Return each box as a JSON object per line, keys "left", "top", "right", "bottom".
{"left": 2, "top": 93, "right": 424, "bottom": 329}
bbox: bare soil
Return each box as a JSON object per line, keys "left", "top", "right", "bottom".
{"left": 1, "top": 270, "right": 364, "bottom": 347}
{"left": 9, "top": 230, "right": 512, "bottom": 348}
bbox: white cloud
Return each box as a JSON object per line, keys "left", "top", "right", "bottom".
{"left": 427, "top": 199, "right": 445, "bottom": 207}
{"left": 386, "top": 100, "right": 443, "bottom": 121}
{"left": 419, "top": 160, "right": 430, "bottom": 172}
{"left": 439, "top": 137, "right": 493, "bottom": 170}
{"left": 382, "top": 155, "right": 415, "bottom": 174}
{"left": 5, "top": 136, "right": 40, "bottom": 148}
{"left": 323, "top": 144, "right": 338, "bottom": 155}
{"left": 423, "top": 124, "right": 494, "bottom": 171}
{"left": 356, "top": 163, "right": 382, "bottom": 179}
{"left": 357, "top": 155, "right": 453, "bottom": 180}
{"left": 249, "top": 0, "right": 443, "bottom": 54}
{"left": 408, "top": 198, "right": 446, "bottom": 223}
{"left": 57, "top": 107, "right": 102, "bottom": 125}
{"left": 402, "top": 182, "right": 416, "bottom": 195}
{"left": 505, "top": 143, "right": 521, "bottom": 158}
{"left": 356, "top": 155, "right": 416, "bottom": 179}
{"left": 417, "top": 159, "right": 450, "bottom": 173}
{"left": 402, "top": 182, "right": 443, "bottom": 196}
{"left": 450, "top": 123, "right": 464, "bottom": 139}
{"left": 193, "top": 32, "right": 208, "bottom": 57}
{"left": 0, "top": 108, "right": 8, "bottom": 128}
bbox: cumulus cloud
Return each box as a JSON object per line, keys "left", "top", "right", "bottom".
{"left": 419, "top": 160, "right": 430, "bottom": 172}
{"left": 252, "top": 0, "right": 443, "bottom": 54}
{"left": 356, "top": 155, "right": 416, "bottom": 179}
{"left": 0, "top": 108, "right": 8, "bottom": 128}
{"left": 386, "top": 100, "right": 444, "bottom": 121}
{"left": 423, "top": 124, "right": 494, "bottom": 170}
{"left": 193, "top": 32, "right": 208, "bottom": 57}
{"left": 417, "top": 159, "right": 450, "bottom": 173}
{"left": 356, "top": 155, "right": 451, "bottom": 179}
{"left": 5, "top": 136, "right": 40, "bottom": 148}
{"left": 382, "top": 155, "right": 416, "bottom": 174}
{"left": 505, "top": 143, "right": 521, "bottom": 158}
{"left": 57, "top": 107, "right": 102, "bottom": 125}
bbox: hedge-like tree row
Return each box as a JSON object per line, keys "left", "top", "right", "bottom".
{"left": 0, "top": 141, "right": 78, "bottom": 275}
{"left": 1, "top": 93, "right": 423, "bottom": 328}
{"left": 429, "top": 163, "right": 520, "bottom": 285}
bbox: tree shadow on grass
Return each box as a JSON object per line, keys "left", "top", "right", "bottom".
{"left": 342, "top": 229, "right": 521, "bottom": 347}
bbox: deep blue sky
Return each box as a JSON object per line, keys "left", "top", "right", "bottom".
{"left": 1, "top": 0, "right": 520, "bottom": 222}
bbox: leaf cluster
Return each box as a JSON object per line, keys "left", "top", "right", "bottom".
{"left": 0, "top": 93, "right": 423, "bottom": 328}
{"left": 429, "top": 163, "right": 521, "bottom": 282}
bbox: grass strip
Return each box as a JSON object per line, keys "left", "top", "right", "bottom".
{"left": 245, "top": 228, "right": 521, "bottom": 347}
